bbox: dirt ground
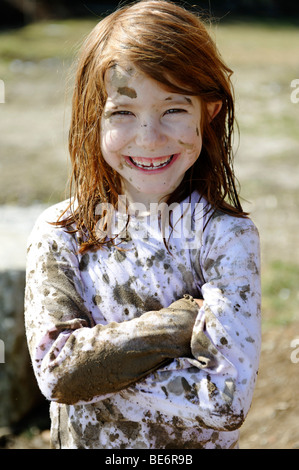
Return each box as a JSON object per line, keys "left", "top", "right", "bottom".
{"left": 1, "top": 20, "right": 299, "bottom": 450}
{"left": 240, "top": 322, "right": 299, "bottom": 449}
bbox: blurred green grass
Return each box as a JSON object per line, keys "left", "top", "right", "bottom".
{"left": 0, "top": 17, "right": 298, "bottom": 329}
{"left": 0, "top": 18, "right": 97, "bottom": 64}
{"left": 262, "top": 260, "right": 299, "bottom": 328}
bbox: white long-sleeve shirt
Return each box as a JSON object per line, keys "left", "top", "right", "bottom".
{"left": 24, "top": 192, "right": 261, "bottom": 449}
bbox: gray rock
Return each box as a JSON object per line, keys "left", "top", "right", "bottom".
{"left": 0, "top": 269, "right": 43, "bottom": 427}
{"left": 0, "top": 205, "right": 48, "bottom": 427}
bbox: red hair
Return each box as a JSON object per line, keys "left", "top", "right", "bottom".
{"left": 57, "top": 0, "right": 247, "bottom": 252}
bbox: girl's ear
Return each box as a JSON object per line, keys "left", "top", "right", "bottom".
{"left": 207, "top": 101, "right": 222, "bottom": 122}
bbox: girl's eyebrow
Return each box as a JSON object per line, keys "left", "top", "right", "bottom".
{"left": 105, "top": 96, "right": 194, "bottom": 108}
{"left": 164, "top": 96, "right": 193, "bottom": 105}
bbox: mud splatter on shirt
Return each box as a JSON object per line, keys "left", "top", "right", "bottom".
{"left": 24, "top": 192, "right": 261, "bottom": 449}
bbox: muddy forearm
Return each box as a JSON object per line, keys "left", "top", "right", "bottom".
{"left": 51, "top": 295, "right": 199, "bottom": 404}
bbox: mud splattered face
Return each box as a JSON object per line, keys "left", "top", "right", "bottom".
{"left": 100, "top": 64, "right": 203, "bottom": 205}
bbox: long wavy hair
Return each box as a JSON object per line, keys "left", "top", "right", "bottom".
{"left": 56, "top": 0, "right": 247, "bottom": 252}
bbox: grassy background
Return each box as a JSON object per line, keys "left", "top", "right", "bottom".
{"left": 215, "top": 22, "right": 299, "bottom": 330}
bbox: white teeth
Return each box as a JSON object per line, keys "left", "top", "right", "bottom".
{"left": 130, "top": 155, "right": 173, "bottom": 169}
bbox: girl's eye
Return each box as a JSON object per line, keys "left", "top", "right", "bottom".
{"left": 112, "top": 110, "right": 133, "bottom": 116}
{"left": 164, "top": 108, "right": 187, "bottom": 115}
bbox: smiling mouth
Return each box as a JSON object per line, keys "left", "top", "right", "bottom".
{"left": 127, "top": 155, "right": 176, "bottom": 170}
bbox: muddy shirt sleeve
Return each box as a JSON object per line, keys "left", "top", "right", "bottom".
{"left": 24, "top": 206, "right": 199, "bottom": 405}
{"left": 120, "top": 213, "right": 261, "bottom": 432}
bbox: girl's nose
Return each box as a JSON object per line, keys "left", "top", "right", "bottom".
{"left": 134, "top": 120, "right": 167, "bottom": 148}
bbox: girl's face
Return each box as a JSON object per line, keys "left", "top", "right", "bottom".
{"left": 100, "top": 64, "right": 203, "bottom": 206}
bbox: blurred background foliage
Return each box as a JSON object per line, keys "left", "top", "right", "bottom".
{"left": 1, "top": 0, "right": 299, "bottom": 27}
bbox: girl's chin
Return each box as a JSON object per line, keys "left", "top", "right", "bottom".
{"left": 123, "top": 180, "right": 182, "bottom": 203}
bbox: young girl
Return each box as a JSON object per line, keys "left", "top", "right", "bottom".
{"left": 24, "top": 0, "right": 261, "bottom": 449}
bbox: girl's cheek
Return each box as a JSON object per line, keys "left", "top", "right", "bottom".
{"left": 172, "top": 120, "right": 198, "bottom": 139}
{"left": 176, "top": 123, "right": 202, "bottom": 152}
{"left": 101, "top": 128, "right": 130, "bottom": 153}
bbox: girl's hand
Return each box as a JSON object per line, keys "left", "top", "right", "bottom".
{"left": 194, "top": 298, "right": 204, "bottom": 308}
